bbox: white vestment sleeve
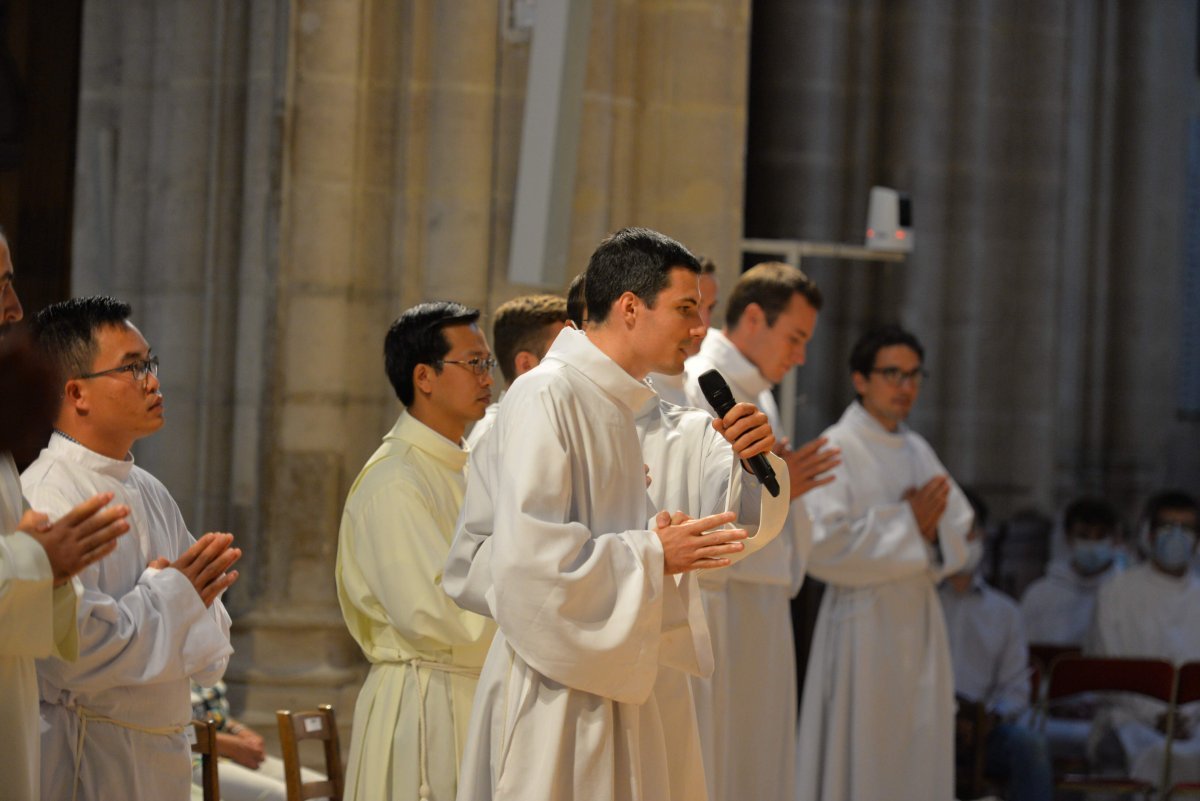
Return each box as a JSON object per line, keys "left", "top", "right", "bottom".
{"left": 489, "top": 389, "right": 665, "bottom": 705}
{"left": 37, "top": 565, "right": 232, "bottom": 694}
{"left": 443, "top": 433, "right": 499, "bottom": 618}
{"left": 25, "top": 487, "right": 232, "bottom": 695}
{"left": 804, "top": 473, "right": 931, "bottom": 587}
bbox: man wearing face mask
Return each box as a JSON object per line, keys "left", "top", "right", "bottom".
{"left": 1086, "top": 490, "right": 1200, "bottom": 785}
{"left": 1020, "top": 497, "right": 1122, "bottom": 648}
{"left": 939, "top": 490, "right": 1052, "bottom": 801}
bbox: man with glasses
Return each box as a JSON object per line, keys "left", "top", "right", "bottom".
{"left": 336, "top": 301, "right": 498, "bottom": 801}
{"left": 796, "top": 324, "right": 973, "bottom": 801}
{"left": 22, "top": 295, "right": 240, "bottom": 801}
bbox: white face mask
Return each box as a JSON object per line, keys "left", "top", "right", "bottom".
{"left": 1153, "top": 524, "right": 1198, "bottom": 573}
{"left": 961, "top": 538, "right": 985, "bottom": 575}
{"left": 1071, "top": 539, "right": 1114, "bottom": 575}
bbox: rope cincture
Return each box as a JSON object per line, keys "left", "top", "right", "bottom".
{"left": 408, "top": 657, "right": 481, "bottom": 801}
{"left": 71, "top": 706, "right": 186, "bottom": 801}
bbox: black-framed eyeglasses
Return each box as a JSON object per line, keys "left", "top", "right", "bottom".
{"left": 870, "top": 366, "right": 928, "bottom": 387}
{"left": 78, "top": 355, "right": 160, "bottom": 384}
{"left": 435, "top": 356, "right": 496, "bottom": 377}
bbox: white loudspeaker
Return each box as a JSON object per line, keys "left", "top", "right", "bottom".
{"left": 865, "top": 186, "right": 914, "bottom": 253}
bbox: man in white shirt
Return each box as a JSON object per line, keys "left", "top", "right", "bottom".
{"left": 451, "top": 227, "right": 756, "bottom": 800}
{"left": 797, "top": 324, "right": 973, "bottom": 801}
{"left": 648, "top": 255, "right": 719, "bottom": 406}
{"left": 0, "top": 250, "right": 131, "bottom": 801}
{"left": 1087, "top": 490, "right": 1200, "bottom": 785}
{"left": 338, "top": 301, "right": 499, "bottom": 801}
{"left": 465, "top": 294, "right": 567, "bottom": 449}
{"left": 23, "top": 296, "right": 240, "bottom": 801}
{"left": 1020, "top": 496, "right": 1121, "bottom": 647}
{"left": 681, "top": 261, "right": 839, "bottom": 801}
{"left": 940, "top": 489, "right": 1051, "bottom": 801}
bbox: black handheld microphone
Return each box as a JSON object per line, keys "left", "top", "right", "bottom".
{"left": 697, "top": 369, "right": 781, "bottom": 498}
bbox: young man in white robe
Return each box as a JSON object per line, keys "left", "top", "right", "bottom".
{"left": 1086, "top": 490, "right": 1200, "bottom": 786}
{"left": 445, "top": 265, "right": 791, "bottom": 801}
{"left": 465, "top": 294, "right": 567, "bottom": 449}
{"left": 939, "top": 490, "right": 1051, "bottom": 801}
{"left": 680, "top": 261, "right": 840, "bottom": 801}
{"left": 796, "top": 324, "right": 972, "bottom": 801}
{"left": 1020, "top": 496, "right": 1122, "bottom": 647}
{"left": 336, "top": 301, "right": 499, "bottom": 801}
{"left": 449, "top": 227, "right": 758, "bottom": 801}
{"left": 648, "top": 255, "right": 719, "bottom": 407}
{"left": 22, "top": 296, "right": 240, "bottom": 801}
{"left": 0, "top": 254, "right": 130, "bottom": 800}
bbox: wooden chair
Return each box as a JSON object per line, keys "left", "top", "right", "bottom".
{"left": 1166, "top": 661, "right": 1200, "bottom": 798}
{"left": 1042, "top": 656, "right": 1177, "bottom": 800}
{"left": 191, "top": 717, "right": 221, "bottom": 801}
{"left": 276, "top": 704, "right": 344, "bottom": 801}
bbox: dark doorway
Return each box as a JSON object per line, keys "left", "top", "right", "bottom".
{"left": 0, "top": 0, "right": 84, "bottom": 316}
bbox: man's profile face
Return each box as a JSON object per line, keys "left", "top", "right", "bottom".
{"left": 426, "top": 323, "right": 494, "bottom": 426}
{"left": 685, "top": 272, "right": 719, "bottom": 358}
{"left": 636, "top": 267, "right": 703, "bottom": 377}
{"left": 746, "top": 293, "right": 818, "bottom": 384}
{"left": 852, "top": 344, "right": 922, "bottom": 431}
{"left": 77, "top": 322, "right": 165, "bottom": 443}
{"left": 0, "top": 238, "right": 24, "bottom": 336}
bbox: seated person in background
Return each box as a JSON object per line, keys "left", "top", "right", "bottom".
{"left": 1020, "top": 496, "right": 1122, "bottom": 647}
{"left": 1086, "top": 490, "right": 1200, "bottom": 784}
{"left": 190, "top": 681, "right": 325, "bottom": 801}
{"left": 940, "top": 489, "right": 1052, "bottom": 801}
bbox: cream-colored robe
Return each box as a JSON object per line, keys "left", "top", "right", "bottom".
{"left": 796, "top": 402, "right": 971, "bottom": 801}
{"left": 337, "top": 412, "right": 496, "bottom": 801}
{"left": 22, "top": 434, "right": 233, "bottom": 801}
{"left": 0, "top": 453, "right": 77, "bottom": 801}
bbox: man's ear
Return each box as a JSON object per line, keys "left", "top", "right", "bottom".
{"left": 62, "top": 378, "right": 87, "bottom": 412}
{"left": 616, "top": 291, "right": 640, "bottom": 326}
{"left": 513, "top": 351, "right": 539, "bottom": 377}
{"left": 412, "top": 363, "right": 436, "bottom": 397}
{"left": 851, "top": 371, "right": 869, "bottom": 398}
{"left": 742, "top": 302, "right": 766, "bottom": 331}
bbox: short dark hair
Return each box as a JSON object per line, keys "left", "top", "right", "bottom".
{"left": 848, "top": 324, "right": 925, "bottom": 378}
{"left": 698, "top": 255, "right": 717, "bottom": 275}
{"left": 32, "top": 296, "right": 133, "bottom": 380}
{"left": 566, "top": 272, "right": 587, "bottom": 328}
{"left": 725, "top": 261, "right": 822, "bottom": 328}
{"left": 583, "top": 227, "right": 700, "bottom": 326}
{"left": 493, "top": 294, "right": 567, "bottom": 385}
{"left": 1142, "top": 490, "right": 1199, "bottom": 529}
{"left": 384, "top": 301, "right": 480, "bottom": 406}
{"left": 1063, "top": 496, "right": 1119, "bottom": 535}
